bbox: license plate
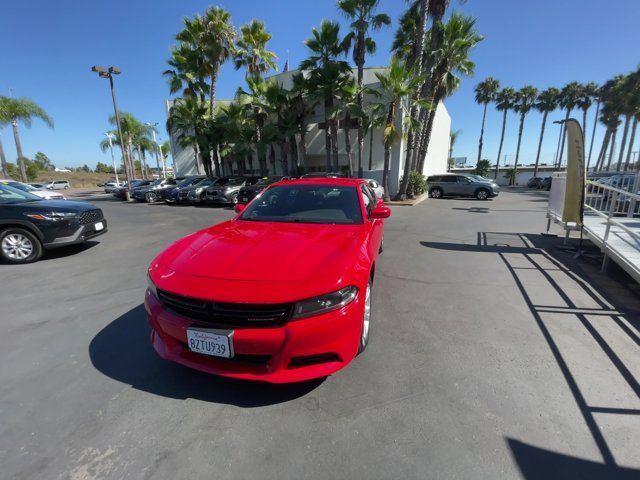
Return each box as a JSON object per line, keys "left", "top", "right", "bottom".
{"left": 186, "top": 328, "right": 233, "bottom": 358}
{"left": 94, "top": 222, "right": 104, "bottom": 231}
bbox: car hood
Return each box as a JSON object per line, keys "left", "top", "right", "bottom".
{"left": 30, "top": 190, "right": 64, "bottom": 199}
{"left": 151, "top": 220, "right": 367, "bottom": 302}
{"left": 14, "top": 199, "right": 98, "bottom": 212}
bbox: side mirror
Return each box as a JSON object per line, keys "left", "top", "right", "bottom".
{"left": 234, "top": 203, "right": 247, "bottom": 214}
{"left": 370, "top": 205, "right": 391, "bottom": 219}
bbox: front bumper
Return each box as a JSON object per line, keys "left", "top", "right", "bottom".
{"left": 204, "top": 191, "right": 234, "bottom": 203}
{"left": 42, "top": 219, "right": 108, "bottom": 248}
{"left": 144, "top": 288, "right": 363, "bottom": 383}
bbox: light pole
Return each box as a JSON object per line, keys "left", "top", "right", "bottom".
{"left": 105, "top": 133, "right": 120, "bottom": 184}
{"left": 145, "top": 122, "right": 165, "bottom": 178}
{"left": 91, "top": 65, "right": 132, "bottom": 200}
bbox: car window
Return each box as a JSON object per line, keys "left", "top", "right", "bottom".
{"left": 456, "top": 176, "right": 472, "bottom": 183}
{"left": 226, "top": 178, "right": 246, "bottom": 186}
{"left": 440, "top": 176, "right": 456, "bottom": 183}
{"left": 0, "top": 184, "right": 42, "bottom": 203}
{"left": 239, "top": 184, "right": 363, "bottom": 224}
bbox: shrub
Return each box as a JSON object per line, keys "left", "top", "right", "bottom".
{"left": 407, "top": 171, "right": 426, "bottom": 197}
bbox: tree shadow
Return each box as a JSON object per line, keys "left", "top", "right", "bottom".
{"left": 88, "top": 305, "right": 324, "bottom": 406}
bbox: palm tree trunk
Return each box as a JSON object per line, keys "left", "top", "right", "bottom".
{"left": 381, "top": 103, "right": 396, "bottom": 202}
{"left": 0, "top": 133, "right": 9, "bottom": 178}
{"left": 553, "top": 121, "right": 564, "bottom": 169}
{"left": 494, "top": 109, "right": 508, "bottom": 180}
{"left": 269, "top": 144, "right": 276, "bottom": 175}
{"left": 299, "top": 133, "right": 308, "bottom": 174}
{"left": 416, "top": 107, "right": 437, "bottom": 173}
{"left": 246, "top": 154, "right": 253, "bottom": 175}
{"left": 194, "top": 143, "right": 201, "bottom": 175}
{"left": 289, "top": 136, "right": 299, "bottom": 176}
{"left": 11, "top": 119, "right": 27, "bottom": 182}
{"left": 213, "top": 149, "right": 221, "bottom": 177}
{"left": 344, "top": 115, "right": 353, "bottom": 177}
{"left": 606, "top": 128, "right": 617, "bottom": 171}
{"left": 582, "top": 108, "right": 587, "bottom": 139}
{"left": 557, "top": 109, "right": 570, "bottom": 168}
{"left": 477, "top": 102, "right": 488, "bottom": 165}
{"left": 330, "top": 119, "right": 339, "bottom": 173}
{"left": 356, "top": 60, "right": 364, "bottom": 178}
{"left": 594, "top": 128, "right": 610, "bottom": 172}
{"left": 513, "top": 113, "right": 526, "bottom": 173}
{"left": 323, "top": 98, "right": 332, "bottom": 172}
{"left": 368, "top": 127, "right": 374, "bottom": 170}
{"left": 587, "top": 100, "right": 600, "bottom": 168}
{"left": 210, "top": 68, "right": 218, "bottom": 116}
{"left": 128, "top": 135, "right": 137, "bottom": 178}
{"left": 616, "top": 114, "right": 631, "bottom": 171}
{"left": 533, "top": 111, "right": 548, "bottom": 177}
{"left": 624, "top": 117, "right": 638, "bottom": 171}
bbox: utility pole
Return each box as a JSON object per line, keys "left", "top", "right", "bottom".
{"left": 91, "top": 66, "right": 132, "bottom": 200}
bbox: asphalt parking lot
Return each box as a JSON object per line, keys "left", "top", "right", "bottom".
{"left": 1, "top": 191, "right": 639, "bottom": 479}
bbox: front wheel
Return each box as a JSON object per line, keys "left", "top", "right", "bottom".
{"left": 476, "top": 189, "right": 489, "bottom": 200}
{"left": 0, "top": 228, "right": 43, "bottom": 264}
{"left": 429, "top": 187, "right": 443, "bottom": 199}
{"left": 64, "top": 185, "right": 69, "bottom": 190}
{"left": 358, "top": 280, "right": 372, "bottom": 355}
{"left": 145, "top": 192, "right": 158, "bottom": 203}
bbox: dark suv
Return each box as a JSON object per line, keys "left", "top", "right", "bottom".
{"left": 237, "top": 176, "right": 289, "bottom": 204}
{"left": 132, "top": 178, "right": 183, "bottom": 203}
{"left": 204, "top": 177, "right": 261, "bottom": 205}
{"left": 0, "top": 184, "right": 107, "bottom": 264}
{"left": 426, "top": 174, "right": 500, "bottom": 200}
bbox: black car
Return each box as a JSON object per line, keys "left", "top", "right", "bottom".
{"left": 132, "top": 178, "right": 183, "bottom": 203}
{"left": 540, "top": 177, "right": 552, "bottom": 190}
{"left": 203, "top": 177, "right": 261, "bottom": 205}
{"left": 177, "top": 177, "right": 224, "bottom": 204}
{"left": 237, "top": 176, "right": 289, "bottom": 204}
{"left": 161, "top": 176, "right": 207, "bottom": 203}
{"left": 113, "top": 180, "right": 152, "bottom": 199}
{"left": 0, "top": 184, "right": 107, "bottom": 264}
{"left": 527, "top": 177, "right": 543, "bottom": 188}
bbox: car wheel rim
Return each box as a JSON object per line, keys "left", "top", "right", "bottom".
{"left": 478, "top": 191, "right": 487, "bottom": 199}
{"left": 2, "top": 234, "right": 33, "bottom": 260}
{"left": 361, "top": 282, "right": 371, "bottom": 349}
{"left": 432, "top": 190, "right": 440, "bottom": 198}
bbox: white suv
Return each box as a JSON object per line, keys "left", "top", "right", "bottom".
{"left": 45, "top": 180, "right": 70, "bottom": 190}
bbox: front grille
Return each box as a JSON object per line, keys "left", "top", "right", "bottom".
{"left": 78, "top": 209, "right": 103, "bottom": 225}
{"left": 157, "top": 289, "right": 293, "bottom": 327}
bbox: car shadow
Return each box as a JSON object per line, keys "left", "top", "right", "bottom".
{"left": 41, "top": 241, "right": 101, "bottom": 260}
{"left": 88, "top": 305, "right": 324, "bottom": 406}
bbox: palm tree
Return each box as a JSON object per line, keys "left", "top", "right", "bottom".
{"left": 236, "top": 75, "right": 271, "bottom": 175}
{"left": 615, "top": 74, "right": 636, "bottom": 171}
{"left": 414, "top": 13, "right": 482, "bottom": 175}
{"left": 512, "top": 85, "right": 538, "bottom": 173}
{"left": 556, "top": 81, "right": 582, "bottom": 168}
{"left": 578, "top": 82, "right": 598, "bottom": 140}
{"left": 474, "top": 77, "right": 500, "bottom": 166}
{"left": 391, "top": 3, "right": 421, "bottom": 67}
{"left": 493, "top": 87, "right": 516, "bottom": 179}
{"left": 234, "top": 20, "right": 278, "bottom": 79}
{"left": 449, "top": 129, "right": 461, "bottom": 171}
{"left": 0, "top": 133, "right": 8, "bottom": 178}
{"left": 586, "top": 83, "right": 602, "bottom": 168}
{"left": 290, "top": 73, "right": 315, "bottom": 174}
{"left": 300, "top": 21, "right": 350, "bottom": 172}
{"left": 338, "top": 0, "right": 391, "bottom": 178}
{"left": 532, "top": 87, "right": 560, "bottom": 177}
{"left": 166, "top": 97, "right": 207, "bottom": 175}
{"left": 370, "top": 57, "right": 424, "bottom": 201}
{"left": 0, "top": 96, "right": 53, "bottom": 182}
{"left": 623, "top": 69, "right": 640, "bottom": 171}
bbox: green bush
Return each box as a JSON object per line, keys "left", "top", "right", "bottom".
{"left": 407, "top": 171, "right": 426, "bottom": 197}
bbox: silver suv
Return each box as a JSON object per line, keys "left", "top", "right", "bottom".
{"left": 427, "top": 174, "right": 500, "bottom": 200}
{"left": 45, "top": 180, "right": 70, "bottom": 190}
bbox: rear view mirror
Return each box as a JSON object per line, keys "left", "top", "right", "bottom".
{"left": 234, "top": 203, "right": 246, "bottom": 214}
{"left": 370, "top": 205, "right": 391, "bottom": 219}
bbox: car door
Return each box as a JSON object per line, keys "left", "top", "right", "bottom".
{"left": 361, "top": 185, "right": 383, "bottom": 257}
{"left": 456, "top": 176, "right": 475, "bottom": 196}
{"left": 438, "top": 176, "right": 457, "bottom": 195}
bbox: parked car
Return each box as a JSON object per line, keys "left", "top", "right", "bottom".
{"left": 0, "top": 184, "right": 107, "bottom": 264}
{"left": 237, "top": 176, "right": 289, "bottom": 204}
{"left": 112, "top": 180, "right": 152, "bottom": 199}
{"left": 177, "top": 177, "right": 224, "bottom": 204}
{"left": 0, "top": 180, "right": 65, "bottom": 200}
{"left": 203, "top": 176, "right": 261, "bottom": 205}
{"left": 145, "top": 177, "right": 390, "bottom": 383}
{"left": 132, "top": 178, "right": 183, "bottom": 203}
{"left": 426, "top": 174, "right": 500, "bottom": 200}
{"left": 161, "top": 176, "right": 207, "bottom": 203}
{"left": 301, "top": 172, "right": 346, "bottom": 178}
{"left": 527, "top": 177, "right": 543, "bottom": 188}
{"left": 103, "top": 181, "right": 124, "bottom": 193}
{"left": 44, "top": 180, "right": 70, "bottom": 190}
{"left": 539, "top": 177, "right": 552, "bottom": 191}
{"left": 365, "top": 179, "right": 384, "bottom": 198}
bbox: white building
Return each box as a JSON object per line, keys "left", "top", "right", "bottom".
{"left": 167, "top": 68, "right": 451, "bottom": 196}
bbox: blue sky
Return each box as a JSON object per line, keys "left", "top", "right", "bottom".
{"left": 1, "top": 0, "right": 639, "bottom": 169}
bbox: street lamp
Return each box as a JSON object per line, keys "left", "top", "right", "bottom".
{"left": 145, "top": 122, "right": 166, "bottom": 178}
{"left": 105, "top": 133, "right": 120, "bottom": 184}
{"left": 91, "top": 65, "right": 132, "bottom": 200}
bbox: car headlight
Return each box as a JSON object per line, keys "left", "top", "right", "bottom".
{"left": 195, "top": 187, "right": 204, "bottom": 193}
{"left": 292, "top": 286, "right": 358, "bottom": 319}
{"left": 24, "top": 211, "right": 77, "bottom": 221}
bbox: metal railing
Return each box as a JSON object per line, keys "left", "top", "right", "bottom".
{"left": 584, "top": 177, "right": 640, "bottom": 273}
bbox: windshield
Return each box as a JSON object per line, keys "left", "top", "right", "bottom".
{"left": 1, "top": 181, "right": 37, "bottom": 192}
{"left": 239, "top": 184, "right": 363, "bottom": 224}
{"left": 150, "top": 179, "right": 163, "bottom": 186}
{"left": 225, "top": 178, "right": 246, "bottom": 187}
{"left": 196, "top": 178, "right": 217, "bottom": 187}
{"left": 178, "top": 177, "right": 202, "bottom": 187}
{"left": 0, "top": 184, "right": 42, "bottom": 204}
{"left": 255, "top": 177, "right": 279, "bottom": 186}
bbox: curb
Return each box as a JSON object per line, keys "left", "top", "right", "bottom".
{"left": 386, "top": 193, "right": 428, "bottom": 207}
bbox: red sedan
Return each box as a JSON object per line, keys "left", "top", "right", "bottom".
{"left": 145, "top": 178, "right": 390, "bottom": 383}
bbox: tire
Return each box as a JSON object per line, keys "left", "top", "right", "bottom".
{"left": 231, "top": 193, "right": 239, "bottom": 205}
{"left": 357, "top": 279, "right": 372, "bottom": 355}
{"left": 475, "top": 188, "right": 489, "bottom": 200}
{"left": 64, "top": 185, "right": 69, "bottom": 190}
{"left": 429, "top": 187, "right": 443, "bottom": 199}
{"left": 0, "top": 228, "right": 43, "bottom": 264}
{"left": 145, "top": 192, "right": 158, "bottom": 203}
